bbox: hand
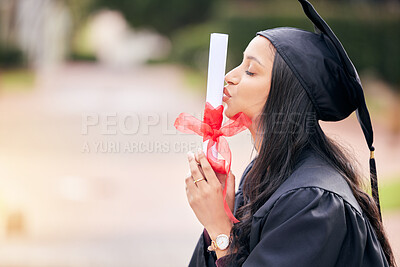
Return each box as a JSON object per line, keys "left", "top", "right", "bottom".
{"left": 194, "top": 152, "right": 236, "bottom": 214}
{"left": 185, "top": 148, "right": 234, "bottom": 240}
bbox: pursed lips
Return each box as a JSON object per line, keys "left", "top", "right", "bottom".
{"left": 223, "top": 87, "right": 231, "bottom": 97}
{"left": 223, "top": 87, "right": 231, "bottom": 102}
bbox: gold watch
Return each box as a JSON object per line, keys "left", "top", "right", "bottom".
{"left": 207, "top": 234, "right": 230, "bottom": 251}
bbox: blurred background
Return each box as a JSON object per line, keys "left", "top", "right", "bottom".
{"left": 0, "top": 0, "right": 399, "bottom": 266}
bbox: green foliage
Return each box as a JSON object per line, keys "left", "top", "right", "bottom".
{"left": 68, "top": 0, "right": 97, "bottom": 29}
{"left": 169, "top": 23, "right": 221, "bottom": 73}
{"left": 325, "top": 18, "right": 400, "bottom": 89}
{"left": 0, "top": 69, "right": 35, "bottom": 91}
{"left": 380, "top": 177, "right": 400, "bottom": 212}
{"left": 0, "top": 45, "right": 24, "bottom": 68}
{"left": 89, "top": 0, "right": 216, "bottom": 35}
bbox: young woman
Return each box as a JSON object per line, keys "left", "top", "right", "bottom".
{"left": 185, "top": 1, "right": 396, "bottom": 266}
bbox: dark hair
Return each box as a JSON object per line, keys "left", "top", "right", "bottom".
{"left": 223, "top": 50, "right": 396, "bottom": 266}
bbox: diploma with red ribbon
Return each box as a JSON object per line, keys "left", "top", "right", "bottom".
{"left": 174, "top": 33, "right": 252, "bottom": 224}
{"left": 174, "top": 103, "right": 251, "bottom": 223}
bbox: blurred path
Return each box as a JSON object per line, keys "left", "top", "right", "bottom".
{"left": 0, "top": 62, "right": 398, "bottom": 266}
{"left": 384, "top": 211, "right": 400, "bottom": 264}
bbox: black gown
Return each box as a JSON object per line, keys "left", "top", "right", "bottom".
{"left": 188, "top": 149, "right": 389, "bottom": 266}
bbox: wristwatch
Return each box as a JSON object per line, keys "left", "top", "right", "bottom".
{"left": 207, "top": 234, "right": 230, "bottom": 251}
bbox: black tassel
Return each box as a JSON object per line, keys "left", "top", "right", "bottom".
{"left": 369, "top": 146, "right": 382, "bottom": 221}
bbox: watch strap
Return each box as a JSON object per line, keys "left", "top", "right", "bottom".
{"left": 207, "top": 240, "right": 217, "bottom": 252}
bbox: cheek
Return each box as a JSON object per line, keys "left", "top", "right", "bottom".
{"left": 238, "top": 79, "right": 270, "bottom": 115}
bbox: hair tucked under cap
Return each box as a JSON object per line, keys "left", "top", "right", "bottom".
{"left": 256, "top": 0, "right": 381, "bottom": 219}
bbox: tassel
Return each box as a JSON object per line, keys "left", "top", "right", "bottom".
{"left": 369, "top": 146, "right": 382, "bottom": 221}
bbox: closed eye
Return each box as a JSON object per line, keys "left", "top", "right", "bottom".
{"left": 246, "top": 70, "right": 255, "bottom": 76}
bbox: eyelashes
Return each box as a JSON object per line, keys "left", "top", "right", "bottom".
{"left": 245, "top": 70, "right": 255, "bottom": 76}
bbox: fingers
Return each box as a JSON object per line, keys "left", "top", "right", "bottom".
{"left": 185, "top": 174, "right": 197, "bottom": 195}
{"left": 194, "top": 151, "right": 200, "bottom": 164}
{"left": 196, "top": 148, "right": 219, "bottom": 187}
{"left": 187, "top": 151, "right": 208, "bottom": 189}
{"left": 194, "top": 152, "right": 206, "bottom": 177}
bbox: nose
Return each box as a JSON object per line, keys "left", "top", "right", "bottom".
{"left": 224, "top": 67, "right": 239, "bottom": 85}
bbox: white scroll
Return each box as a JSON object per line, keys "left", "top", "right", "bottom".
{"left": 203, "top": 33, "right": 229, "bottom": 158}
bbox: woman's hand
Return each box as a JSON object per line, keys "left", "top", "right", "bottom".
{"left": 196, "top": 152, "right": 236, "bottom": 213}
{"left": 185, "top": 148, "right": 235, "bottom": 240}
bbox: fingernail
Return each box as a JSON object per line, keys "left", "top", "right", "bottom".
{"left": 187, "top": 151, "right": 194, "bottom": 159}
{"left": 197, "top": 147, "right": 203, "bottom": 154}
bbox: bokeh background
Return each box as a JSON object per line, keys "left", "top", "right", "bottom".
{"left": 0, "top": 0, "right": 399, "bottom": 266}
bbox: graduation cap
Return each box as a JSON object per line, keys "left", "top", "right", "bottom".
{"left": 256, "top": 0, "right": 381, "bottom": 220}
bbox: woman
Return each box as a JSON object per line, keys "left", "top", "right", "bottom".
{"left": 185, "top": 1, "right": 396, "bottom": 266}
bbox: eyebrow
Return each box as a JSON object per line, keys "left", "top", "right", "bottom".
{"left": 243, "top": 52, "right": 265, "bottom": 67}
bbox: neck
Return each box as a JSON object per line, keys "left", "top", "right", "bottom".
{"left": 248, "top": 117, "right": 262, "bottom": 152}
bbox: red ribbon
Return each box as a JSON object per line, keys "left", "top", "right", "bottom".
{"left": 174, "top": 101, "right": 252, "bottom": 223}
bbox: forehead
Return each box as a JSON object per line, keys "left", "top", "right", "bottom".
{"left": 244, "top": 36, "right": 275, "bottom": 64}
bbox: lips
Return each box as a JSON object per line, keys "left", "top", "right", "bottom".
{"left": 223, "top": 87, "right": 231, "bottom": 103}
{"left": 223, "top": 87, "right": 231, "bottom": 97}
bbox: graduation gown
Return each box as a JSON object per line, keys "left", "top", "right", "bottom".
{"left": 188, "top": 149, "right": 389, "bottom": 267}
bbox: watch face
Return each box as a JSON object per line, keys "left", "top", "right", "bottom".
{"left": 216, "top": 234, "right": 229, "bottom": 250}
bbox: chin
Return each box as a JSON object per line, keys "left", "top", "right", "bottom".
{"left": 224, "top": 105, "right": 232, "bottom": 119}
{"left": 223, "top": 107, "right": 235, "bottom": 120}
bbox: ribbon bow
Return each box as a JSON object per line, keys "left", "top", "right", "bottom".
{"left": 174, "top": 101, "right": 252, "bottom": 223}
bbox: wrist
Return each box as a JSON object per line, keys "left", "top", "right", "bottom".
{"left": 207, "top": 230, "right": 233, "bottom": 259}
{"left": 207, "top": 220, "right": 233, "bottom": 241}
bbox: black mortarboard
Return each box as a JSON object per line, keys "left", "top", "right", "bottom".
{"left": 256, "top": 0, "right": 381, "bottom": 219}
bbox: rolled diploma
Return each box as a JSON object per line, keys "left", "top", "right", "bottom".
{"left": 203, "top": 33, "right": 229, "bottom": 159}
